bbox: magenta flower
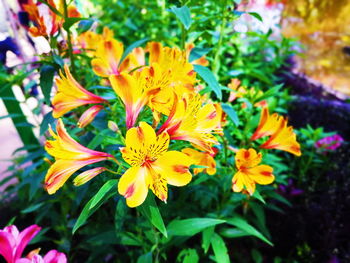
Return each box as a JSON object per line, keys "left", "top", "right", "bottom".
{"left": 0, "top": 225, "right": 67, "bottom": 263}
{"left": 315, "top": 134, "right": 344, "bottom": 151}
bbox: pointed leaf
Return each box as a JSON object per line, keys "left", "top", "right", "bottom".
{"left": 137, "top": 252, "right": 152, "bottom": 263}
{"left": 120, "top": 38, "right": 149, "bottom": 65}
{"left": 211, "top": 233, "right": 230, "bottom": 263}
{"left": 226, "top": 216, "right": 273, "bottom": 246}
{"left": 138, "top": 194, "right": 167, "bottom": 238}
{"left": 167, "top": 218, "right": 225, "bottom": 237}
{"left": 40, "top": 65, "right": 55, "bottom": 105}
{"left": 221, "top": 103, "right": 239, "bottom": 126}
{"left": 189, "top": 47, "right": 211, "bottom": 62}
{"left": 194, "top": 65, "right": 222, "bottom": 99}
{"left": 89, "top": 180, "right": 118, "bottom": 210}
{"left": 169, "top": 6, "right": 192, "bottom": 30}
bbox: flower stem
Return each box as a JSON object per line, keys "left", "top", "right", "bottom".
{"left": 62, "top": 0, "right": 75, "bottom": 74}
{"left": 213, "top": 0, "right": 228, "bottom": 76}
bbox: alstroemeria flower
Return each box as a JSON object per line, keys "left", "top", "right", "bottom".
{"left": 232, "top": 148, "right": 274, "bottom": 195}
{"left": 109, "top": 73, "right": 156, "bottom": 129}
{"left": 158, "top": 94, "right": 222, "bottom": 153}
{"left": 91, "top": 39, "right": 144, "bottom": 77}
{"left": 0, "top": 225, "right": 67, "bottom": 263}
{"left": 182, "top": 148, "right": 216, "bottom": 175}
{"left": 52, "top": 65, "right": 107, "bottom": 118}
{"left": 119, "top": 122, "right": 193, "bottom": 207}
{"left": 44, "top": 119, "right": 114, "bottom": 194}
{"left": 260, "top": 118, "right": 301, "bottom": 156}
{"left": 251, "top": 107, "right": 283, "bottom": 141}
{"left": 134, "top": 42, "right": 196, "bottom": 116}
{"left": 23, "top": 0, "right": 60, "bottom": 37}
{"left": 228, "top": 78, "right": 246, "bottom": 102}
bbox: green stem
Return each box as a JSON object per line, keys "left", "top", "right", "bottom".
{"left": 62, "top": 0, "right": 75, "bottom": 73}
{"left": 212, "top": 0, "right": 228, "bottom": 76}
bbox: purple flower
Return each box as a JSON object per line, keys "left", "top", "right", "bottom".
{"left": 315, "top": 134, "right": 344, "bottom": 151}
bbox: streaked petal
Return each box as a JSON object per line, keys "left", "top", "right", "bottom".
{"left": 248, "top": 165, "right": 275, "bottom": 185}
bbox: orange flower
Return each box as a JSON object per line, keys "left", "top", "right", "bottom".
{"left": 251, "top": 107, "right": 283, "bottom": 141}
{"left": 251, "top": 107, "right": 301, "bottom": 156}
{"left": 260, "top": 118, "right": 302, "bottom": 156}
{"left": 228, "top": 78, "right": 246, "bottom": 102}
{"left": 23, "top": 0, "right": 60, "bottom": 37}
{"left": 182, "top": 148, "right": 216, "bottom": 175}
{"left": 44, "top": 119, "right": 114, "bottom": 194}
{"left": 232, "top": 148, "right": 274, "bottom": 195}
{"left": 52, "top": 65, "right": 107, "bottom": 118}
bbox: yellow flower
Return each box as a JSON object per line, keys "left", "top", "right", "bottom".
{"left": 77, "top": 105, "right": 104, "bottom": 128}
{"left": 119, "top": 122, "right": 193, "bottom": 207}
{"left": 143, "top": 42, "right": 196, "bottom": 115}
{"left": 232, "top": 148, "right": 274, "bottom": 195}
{"left": 52, "top": 65, "right": 107, "bottom": 118}
{"left": 91, "top": 39, "right": 144, "bottom": 77}
{"left": 109, "top": 73, "right": 156, "bottom": 129}
{"left": 182, "top": 148, "right": 216, "bottom": 175}
{"left": 251, "top": 107, "right": 283, "bottom": 141}
{"left": 260, "top": 118, "right": 302, "bottom": 156}
{"left": 44, "top": 119, "right": 114, "bottom": 194}
{"left": 158, "top": 94, "right": 222, "bottom": 153}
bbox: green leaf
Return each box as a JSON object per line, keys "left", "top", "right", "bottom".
{"left": 252, "top": 189, "right": 266, "bottom": 204}
{"left": 255, "top": 84, "right": 283, "bottom": 102}
{"left": 183, "top": 249, "right": 199, "bottom": 263}
{"left": 167, "top": 218, "right": 225, "bottom": 237}
{"left": 72, "top": 185, "right": 118, "bottom": 234}
{"left": 119, "top": 38, "right": 149, "bottom": 65}
{"left": 53, "top": 54, "right": 64, "bottom": 68}
{"left": 251, "top": 249, "right": 263, "bottom": 263}
{"left": 248, "top": 12, "right": 263, "bottom": 22}
{"left": 137, "top": 252, "right": 152, "bottom": 263}
{"left": 221, "top": 103, "right": 239, "bottom": 126}
{"left": 89, "top": 180, "right": 118, "bottom": 210}
{"left": 63, "top": 17, "right": 86, "bottom": 31}
{"left": 194, "top": 65, "right": 222, "bottom": 99}
{"left": 226, "top": 216, "right": 273, "bottom": 246}
{"left": 202, "top": 226, "right": 215, "bottom": 253}
{"left": 77, "top": 19, "right": 94, "bottom": 34}
{"left": 138, "top": 194, "right": 167, "bottom": 238}
{"left": 211, "top": 233, "right": 230, "bottom": 263}
{"left": 220, "top": 228, "right": 250, "bottom": 238}
{"left": 40, "top": 65, "right": 55, "bottom": 105}
{"left": 169, "top": 6, "right": 192, "bottom": 30}
{"left": 21, "top": 203, "right": 44, "bottom": 214}
{"left": 40, "top": 111, "right": 55, "bottom": 136}
{"left": 189, "top": 47, "right": 211, "bottom": 62}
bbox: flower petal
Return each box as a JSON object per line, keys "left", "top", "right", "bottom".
{"left": 43, "top": 250, "right": 67, "bottom": 263}
{"left": 248, "top": 165, "right": 275, "bottom": 185}
{"left": 154, "top": 151, "right": 193, "bottom": 187}
{"left": 118, "top": 166, "right": 150, "bottom": 207}
{"left": 14, "top": 225, "right": 41, "bottom": 260}
{"left": 0, "top": 231, "right": 15, "bottom": 263}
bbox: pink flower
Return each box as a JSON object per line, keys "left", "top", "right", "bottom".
{"left": 0, "top": 225, "right": 67, "bottom": 263}
{"left": 315, "top": 134, "right": 344, "bottom": 151}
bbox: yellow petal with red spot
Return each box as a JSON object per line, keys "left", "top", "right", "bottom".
{"left": 235, "top": 148, "right": 262, "bottom": 169}
{"left": 248, "top": 165, "right": 275, "bottom": 185}
{"left": 182, "top": 148, "right": 216, "bottom": 175}
{"left": 118, "top": 166, "right": 150, "bottom": 208}
{"left": 251, "top": 107, "right": 283, "bottom": 141}
{"left": 154, "top": 151, "right": 193, "bottom": 187}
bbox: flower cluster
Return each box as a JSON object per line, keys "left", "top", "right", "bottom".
{"left": 315, "top": 134, "right": 344, "bottom": 152}
{"left": 41, "top": 13, "right": 302, "bottom": 203}
{"left": 0, "top": 225, "right": 66, "bottom": 263}
{"left": 44, "top": 28, "right": 223, "bottom": 207}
